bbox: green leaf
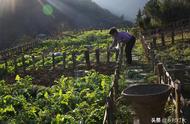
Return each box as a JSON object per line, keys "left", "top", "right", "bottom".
{"left": 15, "top": 75, "right": 21, "bottom": 81}
{"left": 44, "top": 92, "right": 49, "bottom": 99}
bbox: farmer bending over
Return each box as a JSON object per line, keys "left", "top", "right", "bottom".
{"left": 109, "top": 27, "right": 136, "bottom": 65}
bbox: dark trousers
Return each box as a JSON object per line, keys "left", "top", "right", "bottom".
{"left": 125, "top": 36, "right": 136, "bottom": 64}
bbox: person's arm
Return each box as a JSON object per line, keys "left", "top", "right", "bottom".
{"left": 110, "top": 38, "right": 117, "bottom": 49}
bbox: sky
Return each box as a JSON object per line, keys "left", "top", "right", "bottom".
{"left": 92, "top": 0, "right": 149, "bottom": 22}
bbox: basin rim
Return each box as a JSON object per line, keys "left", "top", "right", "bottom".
{"left": 121, "top": 84, "right": 172, "bottom": 97}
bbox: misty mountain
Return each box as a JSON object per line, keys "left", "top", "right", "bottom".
{"left": 92, "top": 0, "right": 149, "bottom": 22}
{"left": 0, "top": 0, "right": 131, "bottom": 50}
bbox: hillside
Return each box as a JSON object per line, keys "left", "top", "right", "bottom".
{"left": 92, "top": 0, "right": 148, "bottom": 22}
{"left": 0, "top": 0, "right": 131, "bottom": 50}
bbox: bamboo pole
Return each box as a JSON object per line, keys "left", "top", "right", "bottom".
{"left": 140, "top": 35, "right": 150, "bottom": 61}
{"left": 103, "top": 43, "right": 124, "bottom": 124}
{"left": 107, "top": 97, "right": 115, "bottom": 124}
{"left": 175, "top": 80, "right": 181, "bottom": 124}
{"left": 114, "top": 43, "right": 124, "bottom": 98}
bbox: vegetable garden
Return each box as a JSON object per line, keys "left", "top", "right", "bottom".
{"left": 0, "top": 20, "right": 190, "bottom": 123}
{"left": 0, "top": 30, "right": 139, "bottom": 123}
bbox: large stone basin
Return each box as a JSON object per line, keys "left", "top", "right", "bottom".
{"left": 122, "top": 84, "right": 172, "bottom": 124}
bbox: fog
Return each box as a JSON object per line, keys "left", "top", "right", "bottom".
{"left": 92, "top": 0, "right": 148, "bottom": 22}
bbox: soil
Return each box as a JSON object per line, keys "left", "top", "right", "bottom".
{"left": 3, "top": 62, "right": 116, "bottom": 86}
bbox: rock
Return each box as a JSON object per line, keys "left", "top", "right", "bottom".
{"left": 53, "top": 52, "right": 62, "bottom": 56}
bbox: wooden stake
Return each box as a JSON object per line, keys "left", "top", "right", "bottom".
{"left": 107, "top": 48, "right": 110, "bottom": 63}
{"left": 4, "top": 58, "right": 8, "bottom": 72}
{"left": 153, "top": 34, "right": 157, "bottom": 49}
{"left": 72, "top": 52, "right": 76, "bottom": 70}
{"left": 115, "top": 50, "right": 119, "bottom": 62}
{"left": 157, "top": 63, "right": 163, "bottom": 84}
{"left": 171, "top": 31, "right": 175, "bottom": 44}
{"left": 13, "top": 57, "right": 17, "bottom": 73}
{"left": 161, "top": 32, "right": 165, "bottom": 46}
{"left": 84, "top": 50, "right": 90, "bottom": 68}
{"left": 62, "top": 52, "right": 66, "bottom": 69}
{"left": 95, "top": 49, "right": 100, "bottom": 65}
{"left": 22, "top": 54, "right": 26, "bottom": 73}
{"left": 52, "top": 53, "right": 55, "bottom": 69}
{"left": 175, "top": 80, "right": 181, "bottom": 124}
{"left": 181, "top": 27, "right": 184, "bottom": 41}
{"left": 31, "top": 55, "right": 35, "bottom": 69}
{"left": 42, "top": 53, "right": 45, "bottom": 68}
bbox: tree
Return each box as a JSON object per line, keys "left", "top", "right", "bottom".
{"left": 136, "top": 9, "right": 144, "bottom": 27}
{"left": 139, "top": 0, "right": 190, "bottom": 28}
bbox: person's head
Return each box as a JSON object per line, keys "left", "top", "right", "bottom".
{"left": 109, "top": 27, "right": 118, "bottom": 37}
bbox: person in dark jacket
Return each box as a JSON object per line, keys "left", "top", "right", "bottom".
{"left": 109, "top": 27, "right": 136, "bottom": 65}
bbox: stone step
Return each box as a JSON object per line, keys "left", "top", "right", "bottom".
{"left": 139, "top": 73, "right": 149, "bottom": 77}
{"left": 126, "top": 79, "right": 145, "bottom": 84}
{"left": 126, "top": 66, "right": 143, "bottom": 70}
{"left": 127, "top": 68, "right": 144, "bottom": 73}
{"left": 133, "top": 56, "right": 139, "bottom": 60}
